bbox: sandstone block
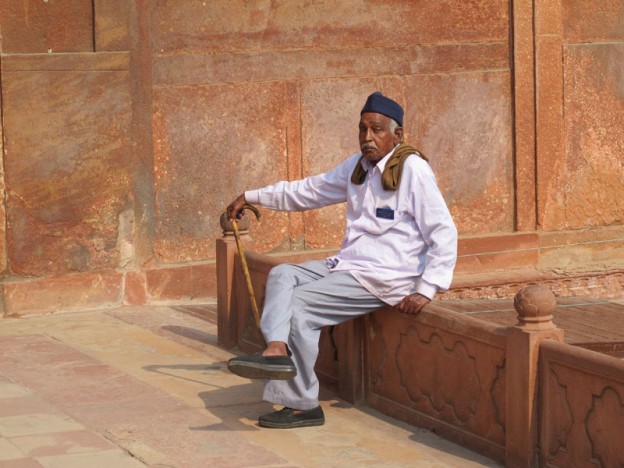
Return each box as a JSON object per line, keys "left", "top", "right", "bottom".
{"left": 2, "top": 54, "right": 133, "bottom": 277}
{"left": 0, "top": 1, "right": 93, "bottom": 53}
{"left": 2, "top": 271, "right": 123, "bottom": 316}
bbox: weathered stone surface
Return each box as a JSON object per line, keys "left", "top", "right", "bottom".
{"left": 2, "top": 271, "right": 123, "bottom": 316}
{"left": 562, "top": 0, "right": 624, "bottom": 43}
{"left": 0, "top": 89, "right": 6, "bottom": 274}
{"left": 123, "top": 271, "right": 147, "bottom": 305}
{"left": 535, "top": 35, "right": 566, "bottom": 231}
{"left": 151, "top": 1, "right": 509, "bottom": 54}
{"left": 455, "top": 233, "right": 539, "bottom": 273}
{"left": 145, "top": 263, "right": 216, "bottom": 302}
{"left": 2, "top": 54, "right": 133, "bottom": 277}
{"left": 512, "top": 0, "right": 537, "bottom": 231}
{"left": 153, "top": 43, "right": 509, "bottom": 87}
{"left": 539, "top": 226, "right": 624, "bottom": 274}
{"left": 459, "top": 233, "right": 539, "bottom": 256}
{"left": 152, "top": 82, "right": 297, "bottom": 262}
{"left": 535, "top": 0, "right": 624, "bottom": 232}
{"left": 445, "top": 270, "right": 624, "bottom": 301}
{"left": 2, "top": 52, "right": 130, "bottom": 72}
{"left": 406, "top": 71, "right": 514, "bottom": 234}
{"left": 561, "top": 44, "right": 624, "bottom": 229}
{"left": 93, "top": 0, "right": 131, "bottom": 51}
{"left": 0, "top": 1, "right": 93, "bottom": 53}
{"left": 540, "top": 225, "right": 624, "bottom": 248}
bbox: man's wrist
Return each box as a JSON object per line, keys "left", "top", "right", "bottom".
{"left": 244, "top": 190, "right": 260, "bottom": 205}
{"left": 416, "top": 279, "right": 438, "bottom": 301}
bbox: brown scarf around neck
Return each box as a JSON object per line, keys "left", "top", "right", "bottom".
{"left": 350, "top": 143, "right": 429, "bottom": 191}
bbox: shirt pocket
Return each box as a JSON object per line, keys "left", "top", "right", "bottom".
{"left": 373, "top": 192, "right": 402, "bottom": 224}
{"left": 368, "top": 206, "right": 408, "bottom": 234}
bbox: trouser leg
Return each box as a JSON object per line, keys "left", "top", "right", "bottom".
{"left": 261, "top": 262, "right": 385, "bottom": 410}
{"left": 260, "top": 260, "right": 331, "bottom": 344}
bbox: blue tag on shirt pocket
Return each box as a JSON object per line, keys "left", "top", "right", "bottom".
{"left": 376, "top": 207, "right": 395, "bottom": 220}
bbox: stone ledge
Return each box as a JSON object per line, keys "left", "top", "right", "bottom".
{"left": 153, "top": 42, "right": 508, "bottom": 86}
{"left": 0, "top": 262, "right": 218, "bottom": 317}
{"left": 2, "top": 51, "right": 130, "bottom": 71}
{"left": 445, "top": 268, "right": 624, "bottom": 300}
{"left": 0, "top": 271, "right": 124, "bottom": 316}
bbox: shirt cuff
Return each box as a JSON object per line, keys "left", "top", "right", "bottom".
{"left": 416, "top": 279, "right": 439, "bottom": 300}
{"left": 244, "top": 190, "right": 261, "bottom": 205}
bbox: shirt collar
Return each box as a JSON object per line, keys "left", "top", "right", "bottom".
{"left": 361, "top": 144, "right": 400, "bottom": 173}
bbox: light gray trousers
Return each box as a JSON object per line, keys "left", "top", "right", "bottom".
{"left": 260, "top": 260, "right": 385, "bottom": 410}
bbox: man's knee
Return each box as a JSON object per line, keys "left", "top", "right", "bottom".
{"left": 267, "top": 263, "right": 297, "bottom": 282}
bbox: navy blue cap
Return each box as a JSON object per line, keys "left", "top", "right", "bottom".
{"left": 360, "top": 91, "right": 404, "bottom": 127}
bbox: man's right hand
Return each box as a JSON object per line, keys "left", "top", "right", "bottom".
{"left": 227, "top": 193, "right": 248, "bottom": 220}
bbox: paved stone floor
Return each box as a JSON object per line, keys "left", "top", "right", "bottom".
{"left": 0, "top": 303, "right": 501, "bottom": 467}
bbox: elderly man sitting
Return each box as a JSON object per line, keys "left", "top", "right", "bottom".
{"left": 227, "top": 91, "right": 458, "bottom": 429}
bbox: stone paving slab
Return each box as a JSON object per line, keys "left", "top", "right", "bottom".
{"left": 0, "top": 305, "right": 501, "bottom": 467}
{"left": 0, "top": 378, "right": 143, "bottom": 467}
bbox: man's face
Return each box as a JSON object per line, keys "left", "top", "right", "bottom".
{"left": 359, "top": 112, "right": 402, "bottom": 164}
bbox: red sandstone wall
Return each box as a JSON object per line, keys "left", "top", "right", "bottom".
{"left": 0, "top": 1, "right": 621, "bottom": 313}
{"left": 151, "top": 1, "right": 513, "bottom": 261}
{"left": 558, "top": 0, "right": 624, "bottom": 230}
{"left": 0, "top": 1, "right": 145, "bottom": 278}
{"left": 2, "top": 53, "right": 133, "bottom": 277}
{"left": 535, "top": 0, "right": 624, "bottom": 231}
{"left": 0, "top": 68, "right": 6, "bottom": 273}
{"left": 0, "top": 2, "right": 93, "bottom": 54}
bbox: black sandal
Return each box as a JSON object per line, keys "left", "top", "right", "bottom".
{"left": 258, "top": 406, "right": 325, "bottom": 429}
{"left": 227, "top": 352, "right": 297, "bottom": 380}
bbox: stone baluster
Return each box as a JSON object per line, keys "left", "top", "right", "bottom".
{"left": 506, "top": 285, "right": 564, "bottom": 467}
{"left": 216, "top": 212, "right": 250, "bottom": 348}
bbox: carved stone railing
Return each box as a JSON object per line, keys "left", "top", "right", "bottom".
{"left": 539, "top": 338, "right": 624, "bottom": 466}
{"left": 216, "top": 228, "right": 624, "bottom": 467}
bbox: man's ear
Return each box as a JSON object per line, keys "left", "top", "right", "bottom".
{"left": 394, "top": 127, "right": 404, "bottom": 144}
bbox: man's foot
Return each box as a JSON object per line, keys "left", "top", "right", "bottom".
{"left": 227, "top": 352, "right": 296, "bottom": 380}
{"left": 258, "top": 406, "right": 325, "bottom": 429}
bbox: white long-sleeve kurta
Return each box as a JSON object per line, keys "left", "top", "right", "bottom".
{"left": 245, "top": 146, "right": 458, "bottom": 306}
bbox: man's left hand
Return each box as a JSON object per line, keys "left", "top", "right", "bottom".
{"left": 397, "top": 293, "right": 430, "bottom": 315}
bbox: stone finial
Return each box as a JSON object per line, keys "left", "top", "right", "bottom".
{"left": 513, "top": 285, "right": 557, "bottom": 329}
{"left": 220, "top": 211, "right": 250, "bottom": 236}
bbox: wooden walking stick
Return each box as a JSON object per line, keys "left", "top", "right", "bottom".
{"left": 230, "top": 204, "right": 264, "bottom": 343}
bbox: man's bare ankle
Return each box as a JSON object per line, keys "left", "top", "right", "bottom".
{"left": 262, "top": 341, "right": 288, "bottom": 357}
